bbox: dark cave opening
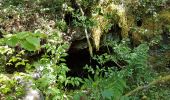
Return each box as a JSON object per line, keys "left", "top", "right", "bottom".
{"left": 65, "top": 48, "right": 94, "bottom": 78}
{"left": 136, "top": 19, "right": 143, "bottom": 27}
{"left": 65, "top": 46, "right": 123, "bottom": 79}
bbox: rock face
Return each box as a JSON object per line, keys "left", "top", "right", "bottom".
{"left": 0, "top": 0, "right": 169, "bottom": 54}
{"left": 126, "top": 5, "right": 170, "bottom": 46}
{"left": 91, "top": 3, "right": 129, "bottom": 50}
{"left": 68, "top": 2, "right": 129, "bottom": 53}
{"left": 68, "top": 8, "right": 170, "bottom": 53}
{"left": 23, "top": 89, "right": 44, "bottom": 100}
{"left": 67, "top": 1, "right": 169, "bottom": 53}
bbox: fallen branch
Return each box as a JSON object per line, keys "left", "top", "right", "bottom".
{"left": 125, "top": 75, "right": 170, "bottom": 96}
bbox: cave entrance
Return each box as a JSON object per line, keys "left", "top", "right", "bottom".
{"left": 65, "top": 47, "right": 120, "bottom": 78}
{"left": 65, "top": 48, "right": 93, "bottom": 78}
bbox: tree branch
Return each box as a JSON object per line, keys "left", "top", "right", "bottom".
{"left": 125, "top": 75, "right": 170, "bottom": 96}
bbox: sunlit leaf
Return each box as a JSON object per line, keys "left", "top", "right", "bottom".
{"left": 20, "top": 41, "right": 36, "bottom": 51}
{"left": 6, "top": 36, "right": 19, "bottom": 47}
{"left": 26, "top": 36, "right": 40, "bottom": 48}
{"left": 16, "top": 32, "right": 30, "bottom": 39}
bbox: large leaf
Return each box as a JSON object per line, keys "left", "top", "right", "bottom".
{"left": 6, "top": 36, "right": 19, "bottom": 47}
{"left": 34, "top": 32, "right": 47, "bottom": 38}
{"left": 16, "top": 32, "right": 30, "bottom": 39}
{"left": 26, "top": 36, "right": 40, "bottom": 48}
{"left": 20, "top": 41, "right": 36, "bottom": 51}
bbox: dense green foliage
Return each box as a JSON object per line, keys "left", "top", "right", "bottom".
{"left": 0, "top": 0, "right": 170, "bottom": 100}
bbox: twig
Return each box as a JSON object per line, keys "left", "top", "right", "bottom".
{"left": 125, "top": 75, "right": 170, "bottom": 96}
{"left": 113, "top": 60, "right": 123, "bottom": 68}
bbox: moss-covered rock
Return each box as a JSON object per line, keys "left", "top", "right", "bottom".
{"left": 91, "top": 3, "right": 129, "bottom": 50}
{"left": 159, "top": 10, "right": 170, "bottom": 24}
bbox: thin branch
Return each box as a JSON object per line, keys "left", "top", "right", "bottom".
{"left": 113, "top": 60, "right": 123, "bottom": 68}
{"left": 125, "top": 75, "right": 170, "bottom": 96}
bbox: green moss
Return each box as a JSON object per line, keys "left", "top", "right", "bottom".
{"left": 159, "top": 10, "right": 170, "bottom": 24}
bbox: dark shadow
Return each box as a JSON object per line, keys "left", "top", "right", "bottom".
{"left": 65, "top": 48, "right": 92, "bottom": 78}
{"left": 136, "top": 19, "right": 143, "bottom": 27}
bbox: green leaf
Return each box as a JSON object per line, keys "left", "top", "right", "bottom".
{"left": 1, "top": 87, "right": 11, "bottom": 94}
{"left": 20, "top": 41, "right": 36, "bottom": 51}
{"left": 73, "top": 93, "right": 83, "bottom": 100}
{"left": 36, "top": 77, "right": 50, "bottom": 89}
{"left": 101, "top": 89, "right": 114, "bottom": 99}
{"left": 6, "top": 36, "right": 19, "bottom": 47}
{"left": 34, "top": 32, "right": 47, "bottom": 38}
{"left": 16, "top": 32, "right": 30, "bottom": 39}
{"left": 26, "top": 36, "right": 40, "bottom": 48}
{"left": 15, "top": 61, "right": 25, "bottom": 67}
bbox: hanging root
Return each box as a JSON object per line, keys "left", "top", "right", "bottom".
{"left": 76, "top": 1, "right": 93, "bottom": 57}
